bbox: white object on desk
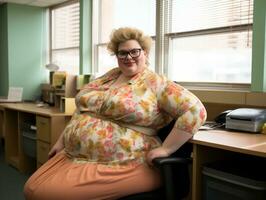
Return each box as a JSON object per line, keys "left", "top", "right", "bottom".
{"left": 0, "top": 87, "right": 23, "bottom": 103}
{"left": 226, "top": 108, "right": 266, "bottom": 132}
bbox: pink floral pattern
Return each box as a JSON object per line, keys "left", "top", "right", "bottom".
{"left": 63, "top": 67, "right": 206, "bottom": 165}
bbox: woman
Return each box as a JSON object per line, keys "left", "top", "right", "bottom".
{"left": 24, "top": 27, "right": 206, "bottom": 200}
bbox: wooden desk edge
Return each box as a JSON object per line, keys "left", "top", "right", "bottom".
{"left": 191, "top": 130, "right": 266, "bottom": 158}
{"left": 0, "top": 103, "right": 73, "bottom": 117}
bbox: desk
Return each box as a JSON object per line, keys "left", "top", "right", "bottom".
{"left": 0, "top": 103, "right": 72, "bottom": 172}
{"left": 191, "top": 129, "right": 266, "bottom": 200}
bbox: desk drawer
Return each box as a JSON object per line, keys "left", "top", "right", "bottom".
{"left": 37, "top": 141, "right": 50, "bottom": 164}
{"left": 37, "top": 116, "right": 50, "bottom": 142}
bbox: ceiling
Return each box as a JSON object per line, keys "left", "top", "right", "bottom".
{"left": 0, "top": 0, "right": 70, "bottom": 7}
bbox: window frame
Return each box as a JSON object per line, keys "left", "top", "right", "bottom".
{"left": 156, "top": 0, "right": 254, "bottom": 91}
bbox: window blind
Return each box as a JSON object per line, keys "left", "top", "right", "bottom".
{"left": 170, "top": 0, "right": 253, "bottom": 33}
{"left": 52, "top": 2, "right": 80, "bottom": 50}
{"left": 168, "top": 0, "right": 253, "bottom": 49}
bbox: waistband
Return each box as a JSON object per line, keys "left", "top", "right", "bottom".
{"left": 85, "top": 111, "right": 157, "bottom": 136}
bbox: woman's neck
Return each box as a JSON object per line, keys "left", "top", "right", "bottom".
{"left": 111, "top": 66, "right": 147, "bottom": 88}
{"left": 111, "top": 74, "right": 131, "bottom": 88}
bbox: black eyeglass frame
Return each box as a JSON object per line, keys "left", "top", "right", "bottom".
{"left": 116, "top": 48, "right": 142, "bottom": 59}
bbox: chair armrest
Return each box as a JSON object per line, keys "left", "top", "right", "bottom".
{"left": 152, "top": 156, "right": 192, "bottom": 200}
{"left": 152, "top": 157, "right": 192, "bottom": 166}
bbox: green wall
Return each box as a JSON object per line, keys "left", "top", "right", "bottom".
{"left": 80, "top": 0, "right": 92, "bottom": 74}
{"left": 0, "top": 3, "right": 47, "bottom": 100}
{"left": 251, "top": 0, "right": 266, "bottom": 92}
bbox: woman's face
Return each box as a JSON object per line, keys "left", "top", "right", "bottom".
{"left": 116, "top": 40, "right": 147, "bottom": 77}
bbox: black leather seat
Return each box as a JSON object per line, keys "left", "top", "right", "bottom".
{"left": 118, "top": 120, "right": 193, "bottom": 200}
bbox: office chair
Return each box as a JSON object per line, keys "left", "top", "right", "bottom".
{"left": 119, "top": 120, "right": 193, "bottom": 200}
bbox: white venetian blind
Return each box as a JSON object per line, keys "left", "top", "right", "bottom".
{"left": 51, "top": 1, "right": 80, "bottom": 74}
{"left": 165, "top": 0, "right": 253, "bottom": 83}
{"left": 52, "top": 2, "right": 79, "bottom": 49}
{"left": 170, "top": 0, "right": 253, "bottom": 33}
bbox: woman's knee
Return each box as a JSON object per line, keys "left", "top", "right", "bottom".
{"left": 23, "top": 179, "right": 32, "bottom": 200}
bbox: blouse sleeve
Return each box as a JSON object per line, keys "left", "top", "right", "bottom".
{"left": 157, "top": 78, "right": 207, "bottom": 134}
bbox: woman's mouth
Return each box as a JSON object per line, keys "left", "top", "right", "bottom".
{"left": 124, "top": 62, "right": 135, "bottom": 67}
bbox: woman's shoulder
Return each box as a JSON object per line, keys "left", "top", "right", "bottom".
{"left": 143, "top": 68, "right": 185, "bottom": 91}
{"left": 95, "top": 67, "right": 120, "bottom": 80}
{"left": 81, "top": 67, "right": 119, "bottom": 89}
{"left": 144, "top": 68, "right": 165, "bottom": 80}
{"left": 143, "top": 68, "right": 169, "bottom": 85}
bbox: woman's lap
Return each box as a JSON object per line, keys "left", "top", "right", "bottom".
{"left": 24, "top": 152, "right": 161, "bottom": 200}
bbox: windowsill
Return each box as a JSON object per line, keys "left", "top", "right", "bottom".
{"left": 177, "top": 82, "right": 251, "bottom": 92}
{"left": 186, "top": 88, "right": 266, "bottom": 107}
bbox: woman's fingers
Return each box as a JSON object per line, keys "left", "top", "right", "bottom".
{"left": 146, "top": 147, "right": 169, "bottom": 165}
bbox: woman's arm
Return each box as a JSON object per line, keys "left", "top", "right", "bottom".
{"left": 147, "top": 79, "right": 207, "bottom": 163}
{"left": 48, "top": 132, "right": 65, "bottom": 159}
{"left": 147, "top": 128, "right": 192, "bottom": 163}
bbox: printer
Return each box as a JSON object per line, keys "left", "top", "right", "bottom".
{"left": 225, "top": 108, "right": 266, "bottom": 133}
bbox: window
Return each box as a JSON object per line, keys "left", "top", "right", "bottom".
{"left": 93, "top": 0, "right": 253, "bottom": 85}
{"left": 50, "top": 1, "right": 80, "bottom": 75}
{"left": 93, "top": 0, "right": 156, "bottom": 77}
{"left": 164, "top": 0, "right": 253, "bottom": 84}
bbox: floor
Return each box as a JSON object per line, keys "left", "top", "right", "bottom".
{"left": 0, "top": 140, "right": 30, "bottom": 200}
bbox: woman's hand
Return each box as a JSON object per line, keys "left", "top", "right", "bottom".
{"left": 146, "top": 147, "right": 170, "bottom": 165}
{"left": 48, "top": 140, "right": 64, "bottom": 159}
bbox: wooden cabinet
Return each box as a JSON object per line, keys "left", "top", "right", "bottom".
{"left": 35, "top": 115, "right": 69, "bottom": 166}
{"left": 0, "top": 103, "right": 71, "bottom": 173}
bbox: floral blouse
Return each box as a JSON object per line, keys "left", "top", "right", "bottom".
{"left": 63, "top": 67, "right": 206, "bottom": 165}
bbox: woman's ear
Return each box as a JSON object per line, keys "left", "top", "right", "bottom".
{"left": 144, "top": 50, "right": 147, "bottom": 55}
{"left": 143, "top": 50, "right": 148, "bottom": 58}
{"left": 144, "top": 51, "right": 150, "bottom": 65}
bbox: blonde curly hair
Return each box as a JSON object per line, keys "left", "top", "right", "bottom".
{"left": 107, "top": 27, "right": 152, "bottom": 56}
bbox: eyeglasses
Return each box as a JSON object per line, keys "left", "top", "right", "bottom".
{"left": 116, "top": 48, "right": 142, "bottom": 59}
